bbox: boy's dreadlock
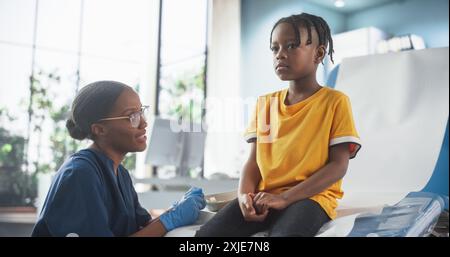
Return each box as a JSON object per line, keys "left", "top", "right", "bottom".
{"left": 270, "top": 13, "right": 335, "bottom": 63}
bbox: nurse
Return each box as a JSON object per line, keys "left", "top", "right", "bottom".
{"left": 31, "top": 81, "right": 205, "bottom": 237}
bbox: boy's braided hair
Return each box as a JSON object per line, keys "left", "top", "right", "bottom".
{"left": 270, "top": 13, "right": 335, "bottom": 63}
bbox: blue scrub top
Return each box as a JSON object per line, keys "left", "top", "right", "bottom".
{"left": 31, "top": 148, "right": 151, "bottom": 237}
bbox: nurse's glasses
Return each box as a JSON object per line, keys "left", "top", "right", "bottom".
{"left": 98, "top": 105, "right": 149, "bottom": 128}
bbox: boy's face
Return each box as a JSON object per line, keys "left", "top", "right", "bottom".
{"left": 271, "top": 22, "right": 324, "bottom": 81}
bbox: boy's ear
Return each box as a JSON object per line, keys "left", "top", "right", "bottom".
{"left": 315, "top": 45, "right": 326, "bottom": 64}
{"left": 90, "top": 123, "right": 108, "bottom": 138}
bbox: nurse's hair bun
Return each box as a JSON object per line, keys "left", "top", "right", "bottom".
{"left": 66, "top": 118, "right": 88, "bottom": 140}
{"left": 66, "top": 81, "right": 131, "bottom": 142}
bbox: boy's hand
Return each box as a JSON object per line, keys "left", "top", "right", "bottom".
{"left": 253, "top": 192, "right": 288, "bottom": 211}
{"left": 238, "top": 192, "right": 268, "bottom": 222}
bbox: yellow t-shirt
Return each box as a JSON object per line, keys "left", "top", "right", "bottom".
{"left": 244, "top": 86, "right": 361, "bottom": 219}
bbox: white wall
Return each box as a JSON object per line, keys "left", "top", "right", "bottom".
{"left": 346, "top": 0, "right": 449, "bottom": 48}
{"left": 203, "top": 0, "right": 248, "bottom": 179}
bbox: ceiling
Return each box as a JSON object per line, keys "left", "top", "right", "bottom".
{"left": 303, "top": 0, "right": 407, "bottom": 14}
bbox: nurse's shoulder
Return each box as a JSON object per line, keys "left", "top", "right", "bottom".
{"left": 51, "top": 149, "right": 106, "bottom": 190}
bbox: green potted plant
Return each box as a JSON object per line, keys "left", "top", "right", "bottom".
{"left": 0, "top": 70, "right": 139, "bottom": 212}
{"left": 0, "top": 108, "right": 36, "bottom": 211}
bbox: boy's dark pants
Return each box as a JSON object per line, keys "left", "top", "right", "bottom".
{"left": 195, "top": 198, "right": 330, "bottom": 237}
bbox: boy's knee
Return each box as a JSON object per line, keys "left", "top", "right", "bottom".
{"left": 194, "top": 226, "right": 213, "bottom": 237}
{"left": 195, "top": 224, "right": 233, "bottom": 237}
{"left": 269, "top": 228, "right": 317, "bottom": 237}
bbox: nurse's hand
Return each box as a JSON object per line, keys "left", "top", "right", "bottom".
{"left": 170, "top": 187, "right": 205, "bottom": 208}
{"left": 159, "top": 189, "right": 206, "bottom": 231}
{"left": 182, "top": 187, "right": 204, "bottom": 201}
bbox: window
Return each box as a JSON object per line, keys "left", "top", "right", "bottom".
{"left": 156, "top": 0, "right": 208, "bottom": 122}
{"left": 0, "top": 0, "right": 157, "bottom": 207}
{"left": 153, "top": 0, "right": 209, "bottom": 178}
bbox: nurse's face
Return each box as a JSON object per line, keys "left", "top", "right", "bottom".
{"left": 102, "top": 88, "right": 148, "bottom": 153}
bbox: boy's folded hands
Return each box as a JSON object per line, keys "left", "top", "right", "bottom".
{"left": 238, "top": 192, "right": 269, "bottom": 222}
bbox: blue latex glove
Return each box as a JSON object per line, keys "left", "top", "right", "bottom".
{"left": 170, "top": 187, "right": 206, "bottom": 208}
{"left": 183, "top": 187, "right": 204, "bottom": 200}
{"left": 160, "top": 188, "right": 206, "bottom": 231}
